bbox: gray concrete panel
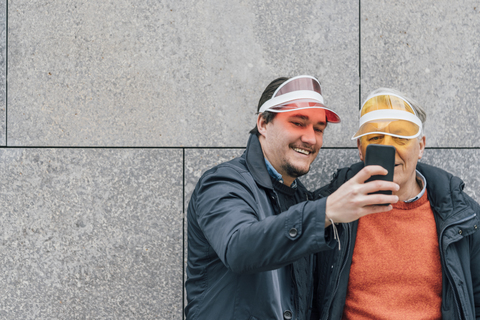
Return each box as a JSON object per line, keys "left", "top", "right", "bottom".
{"left": 184, "top": 148, "right": 362, "bottom": 206}
{"left": 8, "top": 0, "right": 358, "bottom": 147}
{"left": 0, "top": 148, "right": 183, "bottom": 319}
{"left": 306, "top": 148, "right": 480, "bottom": 203}
{"left": 421, "top": 149, "right": 480, "bottom": 202}
{"left": 184, "top": 148, "right": 480, "bottom": 207}
{"left": 299, "top": 148, "right": 359, "bottom": 190}
{"left": 183, "top": 147, "right": 480, "bottom": 317}
{"left": 361, "top": 0, "right": 480, "bottom": 147}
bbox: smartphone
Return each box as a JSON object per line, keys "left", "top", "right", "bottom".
{"left": 364, "top": 144, "right": 395, "bottom": 205}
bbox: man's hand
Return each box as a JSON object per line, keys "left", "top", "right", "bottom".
{"left": 325, "top": 165, "right": 399, "bottom": 227}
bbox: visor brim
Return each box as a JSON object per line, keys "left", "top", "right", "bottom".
{"left": 268, "top": 103, "right": 341, "bottom": 123}
{"left": 352, "top": 119, "right": 421, "bottom": 140}
{"left": 259, "top": 91, "right": 341, "bottom": 123}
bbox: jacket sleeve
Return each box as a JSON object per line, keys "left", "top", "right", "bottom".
{"left": 470, "top": 217, "right": 480, "bottom": 319}
{"left": 473, "top": 233, "right": 480, "bottom": 319}
{"left": 464, "top": 194, "right": 480, "bottom": 319}
{"left": 193, "top": 165, "right": 336, "bottom": 274}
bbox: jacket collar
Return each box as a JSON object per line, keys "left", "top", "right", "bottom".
{"left": 416, "top": 162, "right": 474, "bottom": 223}
{"left": 244, "top": 134, "right": 274, "bottom": 190}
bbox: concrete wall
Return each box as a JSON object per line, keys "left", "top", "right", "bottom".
{"left": 1, "top": 0, "right": 479, "bottom": 319}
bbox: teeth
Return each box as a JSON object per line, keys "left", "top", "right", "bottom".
{"left": 293, "top": 148, "right": 310, "bottom": 155}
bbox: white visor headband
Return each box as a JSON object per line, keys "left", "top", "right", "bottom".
{"left": 259, "top": 90, "right": 325, "bottom": 113}
{"left": 258, "top": 75, "right": 341, "bottom": 122}
{"left": 352, "top": 109, "right": 423, "bottom": 140}
{"left": 352, "top": 93, "right": 423, "bottom": 140}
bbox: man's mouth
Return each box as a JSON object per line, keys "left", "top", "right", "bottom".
{"left": 293, "top": 147, "right": 312, "bottom": 155}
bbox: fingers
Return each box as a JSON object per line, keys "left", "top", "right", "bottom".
{"left": 324, "top": 166, "right": 400, "bottom": 224}
{"left": 362, "top": 194, "right": 399, "bottom": 207}
{"left": 352, "top": 201, "right": 397, "bottom": 221}
{"left": 343, "top": 191, "right": 398, "bottom": 209}
{"left": 352, "top": 165, "right": 390, "bottom": 184}
{"left": 362, "top": 180, "right": 399, "bottom": 195}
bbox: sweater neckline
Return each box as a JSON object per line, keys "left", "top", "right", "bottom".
{"left": 393, "top": 191, "right": 428, "bottom": 210}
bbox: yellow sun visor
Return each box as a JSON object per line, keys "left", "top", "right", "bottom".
{"left": 352, "top": 93, "right": 422, "bottom": 140}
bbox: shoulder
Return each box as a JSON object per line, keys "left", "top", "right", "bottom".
{"left": 416, "top": 162, "right": 454, "bottom": 183}
{"left": 196, "top": 156, "right": 248, "bottom": 186}
{"left": 202, "top": 155, "right": 248, "bottom": 177}
{"left": 416, "top": 162, "right": 464, "bottom": 198}
{"left": 193, "top": 155, "right": 257, "bottom": 197}
{"left": 416, "top": 162, "right": 480, "bottom": 218}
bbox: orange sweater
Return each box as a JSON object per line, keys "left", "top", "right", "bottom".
{"left": 342, "top": 192, "right": 442, "bottom": 320}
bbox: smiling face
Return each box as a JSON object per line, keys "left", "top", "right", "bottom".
{"left": 358, "top": 134, "right": 426, "bottom": 200}
{"left": 257, "top": 108, "right": 327, "bottom": 186}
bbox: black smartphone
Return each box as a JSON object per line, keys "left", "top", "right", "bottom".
{"left": 364, "top": 144, "right": 395, "bottom": 205}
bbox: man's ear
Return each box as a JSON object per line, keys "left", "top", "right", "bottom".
{"left": 257, "top": 114, "right": 268, "bottom": 137}
{"left": 357, "top": 139, "right": 365, "bottom": 161}
{"left": 418, "top": 136, "right": 426, "bottom": 159}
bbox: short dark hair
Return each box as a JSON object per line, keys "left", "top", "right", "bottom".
{"left": 249, "top": 77, "right": 289, "bottom": 136}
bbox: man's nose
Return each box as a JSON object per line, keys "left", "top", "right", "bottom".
{"left": 301, "top": 126, "right": 317, "bottom": 145}
{"left": 379, "top": 135, "right": 399, "bottom": 153}
{"left": 383, "top": 135, "right": 396, "bottom": 146}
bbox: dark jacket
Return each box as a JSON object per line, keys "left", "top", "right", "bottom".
{"left": 185, "top": 134, "right": 336, "bottom": 320}
{"left": 314, "top": 162, "right": 480, "bottom": 320}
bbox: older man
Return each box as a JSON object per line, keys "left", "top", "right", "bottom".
{"left": 185, "top": 77, "right": 399, "bottom": 320}
{"left": 314, "top": 88, "right": 480, "bottom": 320}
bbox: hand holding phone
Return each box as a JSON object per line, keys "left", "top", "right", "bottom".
{"left": 325, "top": 146, "right": 399, "bottom": 224}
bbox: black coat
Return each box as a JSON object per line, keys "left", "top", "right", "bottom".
{"left": 314, "top": 162, "right": 480, "bottom": 320}
{"left": 185, "top": 134, "right": 336, "bottom": 320}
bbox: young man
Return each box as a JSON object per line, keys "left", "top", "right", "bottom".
{"left": 314, "top": 88, "right": 480, "bottom": 320}
{"left": 185, "top": 77, "right": 399, "bottom": 319}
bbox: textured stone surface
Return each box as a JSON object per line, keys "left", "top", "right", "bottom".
{"left": 5, "top": 1, "right": 480, "bottom": 320}
{"left": 8, "top": 0, "right": 358, "bottom": 147}
{"left": 421, "top": 149, "right": 480, "bottom": 202}
{"left": 361, "top": 0, "right": 480, "bottom": 147}
{"left": 299, "top": 148, "right": 359, "bottom": 190}
{"left": 307, "top": 148, "right": 480, "bottom": 203}
{"left": 0, "top": 0, "right": 5, "bottom": 145}
{"left": 184, "top": 147, "right": 480, "bottom": 210}
{"left": 306, "top": 148, "right": 480, "bottom": 203}
{"left": 183, "top": 147, "right": 480, "bottom": 318}
{"left": 0, "top": 148, "right": 183, "bottom": 319}
{"left": 184, "top": 148, "right": 245, "bottom": 208}
{"left": 184, "top": 147, "right": 362, "bottom": 212}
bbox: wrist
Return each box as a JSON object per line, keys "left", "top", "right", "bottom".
{"left": 325, "top": 212, "right": 341, "bottom": 250}
{"left": 325, "top": 214, "right": 332, "bottom": 227}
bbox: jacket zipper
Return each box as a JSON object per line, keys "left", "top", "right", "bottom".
{"left": 438, "top": 212, "right": 477, "bottom": 320}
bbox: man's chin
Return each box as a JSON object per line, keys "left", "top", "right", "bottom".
{"left": 284, "top": 164, "right": 310, "bottom": 178}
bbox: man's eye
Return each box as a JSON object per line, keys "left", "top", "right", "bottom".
{"left": 368, "top": 136, "right": 381, "bottom": 141}
{"left": 394, "top": 137, "right": 409, "bottom": 145}
{"left": 291, "top": 122, "right": 303, "bottom": 127}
